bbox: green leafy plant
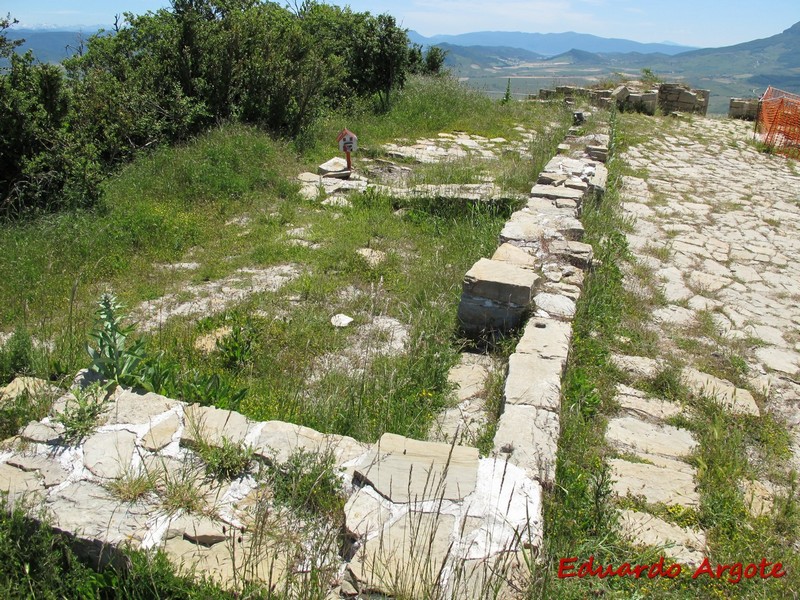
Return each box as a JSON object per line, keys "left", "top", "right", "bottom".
{"left": 0, "top": 386, "right": 55, "bottom": 439}
{"left": 55, "top": 383, "right": 107, "bottom": 445}
{"left": 197, "top": 437, "right": 253, "bottom": 481}
{"left": 268, "top": 448, "right": 344, "bottom": 518}
{"left": 216, "top": 318, "right": 258, "bottom": 371}
{"left": 87, "top": 293, "right": 145, "bottom": 389}
{"left": 0, "top": 326, "right": 34, "bottom": 384}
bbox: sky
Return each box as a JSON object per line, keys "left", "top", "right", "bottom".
{"left": 5, "top": 0, "right": 800, "bottom": 48}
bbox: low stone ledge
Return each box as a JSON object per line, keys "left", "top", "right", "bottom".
{"left": 462, "top": 258, "right": 539, "bottom": 307}
{"left": 504, "top": 354, "right": 563, "bottom": 412}
{"left": 354, "top": 433, "right": 479, "bottom": 503}
{"left": 494, "top": 406, "right": 559, "bottom": 485}
{"left": 516, "top": 317, "right": 572, "bottom": 364}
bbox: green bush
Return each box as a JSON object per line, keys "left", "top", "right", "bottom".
{"left": 0, "top": 326, "right": 34, "bottom": 384}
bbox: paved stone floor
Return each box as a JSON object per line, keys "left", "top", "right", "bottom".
{"left": 611, "top": 114, "right": 800, "bottom": 561}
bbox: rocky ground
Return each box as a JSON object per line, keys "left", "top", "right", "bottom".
{"left": 608, "top": 114, "right": 800, "bottom": 562}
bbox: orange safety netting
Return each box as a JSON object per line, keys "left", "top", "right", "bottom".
{"left": 758, "top": 86, "right": 800, "bottom": 158}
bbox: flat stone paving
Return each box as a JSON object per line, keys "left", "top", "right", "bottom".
{"left": 612, "top": 115, "right": 800, "bottom": 564}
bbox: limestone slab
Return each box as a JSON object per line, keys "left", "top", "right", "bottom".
{"left": 609, "top": 459, "right": 699, "bottom": 507}
{"left": 356, "top": 433, "right": 479, "bottom": 503}
{"left": 1, "top": 377, "right": 60, "bottom": 402}
{"left": 610, "top": 354, "right": 661, "bottom": 380}
{"left": 491, "top": 243, "right": 537, "bottom": 269}
{"left": 6, "top": 453, "right": 69, "bottom": 487}
{"left": 448, "top": 353, "right": 493, "bottom": 402}
{"left": 47, "top": 481, "right": 153, "bottom": 550}
{"left": 167, "top": 514, "right": 228, "bottom": 546}
{"left": 548, "top": 240, "right": 594, "bottom": 269}
{"left": 494, "top": 405, "right": 559, "bottom": 484}
{"left": 348, "top": 512, "right": 455, "bottom": 597}
{"left": 0, "top": 462, "right": 45, "bottom": 503}
{"left": 504, "top": 353, "right": 563, "bottom": 412}
{"left": 516, "top": 317, "right": 572, "bottom": 363}
{"left": 20, "top": 421, "right": 63, "bottom": 444}
{"left": 530, "top": 184, "right": 585, "bottom": 201}
{"left": 618, "top": 510, "right": 705, "bottom": 566}
{"left": 462, "top": 258, "right": 539, "bottom": 306}
{"left": 615, "top": 384, "right": 682, "bottom": 421}
{"left": 681, "top": 367, "right": 760, "bottom": 416}
{"left": 755, "top": 347, "right": 800, "bottom": 375}
{"left": 83, "top": 430, "right": 137, "bottom": 479}
{"left": 607, "top": 416, "right": 697, "bottom": 459}
{"left": 182, "top": 404, "right": 252, "bottom": 448}
{"left": 499, "top": 212, "right": 549, "bottom": 245}
{"left": 344, "top": 487, "right": 394, "bottom": 539}
{"left": 533, "top": 293, "right": 576, "bottom": 319}
{"left": 653, "top": 305, "right": 696, "bottom": 327}
{"left": 142, "top": 413, "right": 180, "bottom": 451}
{"left": 104, "top": 390, "right": 177, "bottom": 426}
{"left": 253, "top": 421, "right": 367, "bottom": 467}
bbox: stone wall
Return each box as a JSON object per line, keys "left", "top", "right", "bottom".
{"left": 0, "top": 374, "right": 543, "bottom": 598}
{"left": 658, "top": 83, "right": 709, "bottom": 116}
{"left": 536, "top": 83, "right": 711, "bottom": 116}
{"left": 457, "top": 128, "right": 608, "bottom": 486}
{"left": 729, "top": 97, "right": 760, "bottom": 120}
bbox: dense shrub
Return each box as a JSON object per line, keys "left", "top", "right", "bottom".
{"left": 1, "top": 2, "right": 444, "bottom": 219}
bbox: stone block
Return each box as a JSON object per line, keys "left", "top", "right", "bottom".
{"left": 619, "top": 510, "right": 706, "bottom": 566}
{"left": 182, "top": 404, "right": 252, "bottom": 448}
{"left": 499, "top": 212, "right": 550, "bottom": 246}
{"left": 611, "top": 85, "right": 630, "bottom": 103}
{"left": 462, "top": 258, "right": 539, "bottom": 306}
{"left": 533, "top": 292, "right": 576, "bottom": 319}
{"left": 504, "top": 353, "right": 563, "bottom": 412}
{"left": 355, "top": 433, "right": 479, "bottom": 503}
{"left": 609, "top": 459, "right": 699, "bottom": 507}
{"left": 83, "top": 430, "right": 138, "bottom": 480}
{"left": 681, "top": 367, "right": 760, "bottom": 416}
{"left": 491, "top": 243, "right": 537, "bottom": 269}
{"left": 516, "top": 317, "right": 572, "bottom": 363}
{"left": 494, "top": 405, "right": 559, "bottom": 484}
{"left": 606, "top": 416, "right": 697, "bottom": 459}
{"left": 530, "top": 184, "right": 585, "bottom": 201}
{"left": 548, "top": 240, "right": 594, "bottom": 269}
{"left": 253, "top": 420, "right": 367, "bottom": 467}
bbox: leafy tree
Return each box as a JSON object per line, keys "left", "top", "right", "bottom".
{"left": 347, "top": 13, "right": 410, "bottom": 110}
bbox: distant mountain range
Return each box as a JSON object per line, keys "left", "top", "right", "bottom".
{"left": 7, "top": 21, "right": 800, "bottom": 114}
{"left": 5, "top": 29, "right": 98, "bottom": 63}
{"left": 408, "top": 30, "right": 697, "bottom": 57}
{"left": 429, "top": 21, "right": 800, "bottom": 113}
